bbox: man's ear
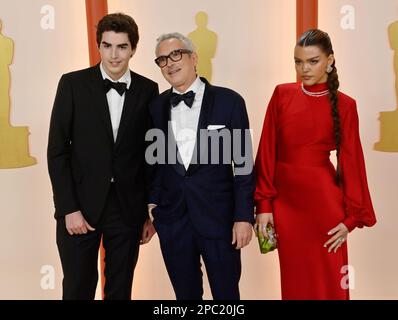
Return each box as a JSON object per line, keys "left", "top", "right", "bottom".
{"left": 130, "top": 48, "right": 137, "bottom": 58}
{"left": 192, "top": 52, "right": 198, "bottom": 66}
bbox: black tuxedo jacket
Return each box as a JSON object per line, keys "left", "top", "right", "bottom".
{"left": 47, "top": 64, "right": 158, "bottom": 227}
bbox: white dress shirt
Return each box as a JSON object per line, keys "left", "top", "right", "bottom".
{"left": 100, "top": 63, "right": 131, "bottom": 142}
{"left": 171, "top": 77, "right": 205, "bottom": 169}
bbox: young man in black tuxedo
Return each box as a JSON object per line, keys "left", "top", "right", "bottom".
{"left": 47, "top": 13, "right": 158, "bottom": 300}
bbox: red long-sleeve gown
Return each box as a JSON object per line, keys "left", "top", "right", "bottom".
{"left": 255, "top": 83, "right": 376, "bottom": 300}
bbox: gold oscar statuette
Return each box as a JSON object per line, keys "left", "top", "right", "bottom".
{"left": 0, "top": 20, "right": 36, "bottom": 168}
{"left": 188, "top": 11, "right": 218, "bottom": 83}
{"left": 374, "top": 20, "right": 398, "bottom": 152}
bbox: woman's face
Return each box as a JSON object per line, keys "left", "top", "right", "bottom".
{"left": 294, "top": 45, "right": 334, "bottom": 86}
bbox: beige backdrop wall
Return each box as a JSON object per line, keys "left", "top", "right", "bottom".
{"left": 0, "top": 0, "right": 396, "bottom": 299}
{"left": 318, "top": 0, "right": 398, "bottom": 300}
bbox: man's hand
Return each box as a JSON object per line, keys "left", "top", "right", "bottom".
{"left": 65, "top": 211, "right": 95, "bottom": 235}
{"left": 232, "top": 222, "right": 253, "bottom": 249}
{"left": 141, "top": 218, "right": 156, "bottom": 245}
{"left": 148, "top": 204, "right": 156, "bottom": 222}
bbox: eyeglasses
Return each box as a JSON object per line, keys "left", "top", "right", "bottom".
{"left": 154, "top": 49, "right": 192, "bottom": 68}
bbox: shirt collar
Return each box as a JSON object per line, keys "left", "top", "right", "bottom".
{"left": 172, "top": 76, "right": 204, "bottom": 94}
{"left": 100, "top": 63, "right": 131, "bottom": 89}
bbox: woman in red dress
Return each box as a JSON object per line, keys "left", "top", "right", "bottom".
{"left": 254, "top": 29, "right": 377, "bottom": 300}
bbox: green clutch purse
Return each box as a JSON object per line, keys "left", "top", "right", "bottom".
{"left": 257, "top": 224, "right": 277, "bottom": 254}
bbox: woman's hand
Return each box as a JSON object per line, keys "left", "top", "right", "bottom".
{"left": 254, "top": 213, "right": 274, "bottom": 238}
{"left": 324, "top": 223, "right": 349, "bottom": 253}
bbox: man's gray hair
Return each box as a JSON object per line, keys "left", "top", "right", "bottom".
{"left": 155, "top": 32, "right": 196, "bottom": 53}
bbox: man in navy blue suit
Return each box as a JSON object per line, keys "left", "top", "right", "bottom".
{"left": 147, "top": 33, "right": 255, "bottom": 300}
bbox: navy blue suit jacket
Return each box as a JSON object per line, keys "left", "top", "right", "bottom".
{"left": 148, "top": 78, "right": 255, "bottom": 239}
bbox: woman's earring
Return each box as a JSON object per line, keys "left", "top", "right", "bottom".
{"left": 327, "top": 65, "right": 333, "bottom": 73}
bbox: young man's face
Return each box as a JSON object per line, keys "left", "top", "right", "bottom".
{"left": 155, "top": 38, "right": 198, "bottom": 93}
{"left": 99, "top": 31, "right": 135, "bottom": 80}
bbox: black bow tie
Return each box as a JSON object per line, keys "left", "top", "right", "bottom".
{"left": 170, "top": 91, "right": 196, "bottom": 108}
{"left": 103, "top": 78, "right": 127, "bottom": 96}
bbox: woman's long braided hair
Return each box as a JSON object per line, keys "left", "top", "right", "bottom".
{"left": 297, "top": 29, "right": 342, "bottom": 184}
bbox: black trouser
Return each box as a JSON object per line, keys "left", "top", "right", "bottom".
{"left": 56, "top": 184, "right": 142, "bottom": 300}
{"left": 155, "top": 214, "right": 241, "bottom": 300}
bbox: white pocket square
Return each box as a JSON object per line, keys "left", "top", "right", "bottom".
{"left": 207, "top": 125, "right": 226, "bottom": 130}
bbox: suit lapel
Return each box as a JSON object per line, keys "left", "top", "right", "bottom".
{"left": 89, "top": 65, "right": 114, "bottom": 142}
{"left": 163, "top": 89, "right": 187, "bottom": 176}
{"left": 114, "top": 71, "right": 140, "bottom": 148}
{"left": 186, "top": 79, "right": 214, "bottom": 176}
